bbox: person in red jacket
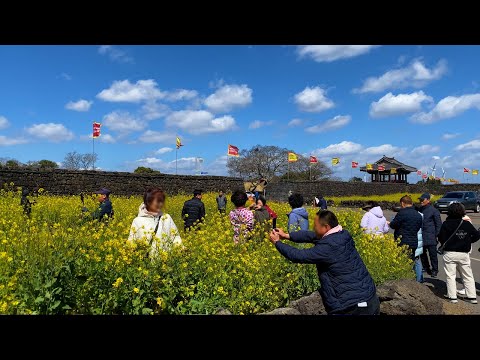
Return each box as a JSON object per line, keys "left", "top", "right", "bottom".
{"left": 258, "top": 195, "right": 278, "bottom": 228}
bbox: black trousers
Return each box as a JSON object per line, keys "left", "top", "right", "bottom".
{"left": 421, "top": 245, "right": 438, "bottom": 273}
{"left": 218, "top": 208, "right": 226, "bottom": 214}
{"left": 332, "top": 295, "right": 380, "bottom": 315}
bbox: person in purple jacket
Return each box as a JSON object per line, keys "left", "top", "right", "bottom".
{"left": 360, "top": 201, "right": 389, "bottom": 235}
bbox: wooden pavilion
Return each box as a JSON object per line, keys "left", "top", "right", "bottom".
{"left": 359, "top": 156, "right": 417, "bottom": 183}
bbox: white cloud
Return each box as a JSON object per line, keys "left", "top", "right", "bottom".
{"left": 442, "top": 133, "right": 460, "bottom": 140}
{"left": 294, "top": 86, "right": 334, "bottom": 113}
{"left": 65, "top": 99, "right": 93, "bottom": 112}
{"left": 98, "top": 45, "right": 133, "bottom": 63}
{"left": 411, "top": 93, "right": 480, "bottom": 124}
{"left": 97, "top": 79, "right": 165, "bottom": 103}
{"left": 165, "top": 89, "right": 198, "bottom": 102}
{"left": 363, "top": 144, "right": 403, "bottom": 156}
{"left": 154, "top": 147, "right": 173, "bottom": 155}
{"left": 297, "top": 45, "right": 379, "bottom": 62}
{"left": 165, "top": 110, "right": 237, "bottom": 134}
{"left": 26, "top": 123, "right": 74, "bottom": 142}
{"left": 0, "top": 136, "right": 28, "bottom": 146}
{"left": 249, "top": 120, "right": 274, "bottom": 129}
{"left": 99, "top": 134, "right": 116, "bottom": 143}
{"left": 103, "top": 111, "right": 146, "bottom": 133}
{"left": 80, "top": 133, "right": 116, "bottom": 143}
{"left": 288, "top": 118, "right": 303, "bottom": 127}
{"left": 0, "top": 116, "right": 10, "bottom": 130}
{"left": 204, "top": 84, "right": 252, "bottom": 113}
{"left": 411, "top": 144, "right": 440, "bottom": 155}
{"left": 138, "top": 130, "right": 176, "bottom": 144}
{"left": 135, "top": 156, "right": 197, "bottom": 172}
{"left": 354, "top": 59, "right": 447, "bottom": 94}
{"left": 432, "top": 156, "right": 441, "bottom": 160}
{"left": 455, "top": 139, "right": 480, "bottom": 151}
{"left": 141, "top": 101, "right": 170, "bottom": 120}
{"left": 305, "top": 115, "right": 350, "bottom": 133}
{"left": 60, "top": 73, "right": 72, "bottom": 81}
{"left": 313, "top": 141, "right": 363, "bottom": 156}
{"left": 369, "top": 91, "right": 433, "bottom": 118}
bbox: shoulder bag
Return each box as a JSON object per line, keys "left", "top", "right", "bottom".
{"left": 437, "top": 220, "right": 463, "bottom": 255}
{"left": 146, "top": 216, "right": 162, "bottom": 258}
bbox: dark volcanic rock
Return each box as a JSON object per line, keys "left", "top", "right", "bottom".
{"left": 215, "top": 308, "right": 232, "bottom": 315}
{"left": 376, "top": 279, "right": 444, "bottom": 315}
{"left": 262, "top": 307, "right": 301, "bottom": 315}
{"left": 288, "top": 291, "right": 326, "bottom": 315}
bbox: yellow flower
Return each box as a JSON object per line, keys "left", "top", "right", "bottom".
{"left": 112, "top": 277, "right": 123, "bottom": 288}
{"left": 133, "top": 287, "right": 140, "bottom": 293}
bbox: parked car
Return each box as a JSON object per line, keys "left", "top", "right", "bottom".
{"left": 433, "top": 191, "right": 480, "bottom": 213}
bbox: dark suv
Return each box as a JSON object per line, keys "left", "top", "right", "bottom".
{"left": 434, "top": 191, "right": 480, "bottom": 213}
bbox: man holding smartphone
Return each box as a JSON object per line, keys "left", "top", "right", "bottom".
{"left": 270, "top": 210, "right": 379, "bottom": 315}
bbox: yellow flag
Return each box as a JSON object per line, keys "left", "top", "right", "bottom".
{"left": 366, "top": 163, "right": 373, "bottom": 170}
{"left": 331, "top": 157, "right": 339, "bottom": 165}
{"left": 390, "top": 168, "right": 397, "bottom": 174}
{"left": 176, "top": 136, "right": 183, "bottom": 149}
{"left": 473, "top": 169, "right": 479, "bottom": 175}
{"left": 288, "top": 152, "right": 298, "bottom": 162}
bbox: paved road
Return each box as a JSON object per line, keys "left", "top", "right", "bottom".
{"left": 382, "top": 209, "right": 480, "bottom": 314}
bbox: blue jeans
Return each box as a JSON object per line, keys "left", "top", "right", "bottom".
{"left": 414, "top": 256, "right": 424, "bottom": 283}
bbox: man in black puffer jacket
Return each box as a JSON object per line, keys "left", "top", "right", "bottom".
{"left": 418, "top": 193, "right": 442, "bottom": 277}
{"left": 389, "top": 195, "right": 423, "bottom": 254}
{"left": 181, "top": 189, "right": 206, "bottom": 231}
{"left": 270, "top": 210, "right": 379, "bottom": 315}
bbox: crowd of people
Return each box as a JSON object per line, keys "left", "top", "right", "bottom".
{"left": 360, "top": 193, "right": 480, "bottom": 304}
{"left": 22, "top": 186, "right": 480, "bottom": 314}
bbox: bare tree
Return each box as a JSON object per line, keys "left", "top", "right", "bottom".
{"left": 227, "top": 145, "right": 290, "bottom": 181}
{"left": 63, "top": 151, "right": 82, "bottom": 170}
{"left": 282, "top": 155, "right": 332, "bottom": 181}
{"left": 80, "top": 153, "right": 98, "bottom": 170}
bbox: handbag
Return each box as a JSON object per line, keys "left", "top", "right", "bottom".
{"left": 437, "top": 220, "right": 463, "bottom": 255}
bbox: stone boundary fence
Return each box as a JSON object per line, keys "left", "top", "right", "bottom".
{"left": 0, "top": 169, "right": 244, "bottom": 196}
{"left": 0, "top": 169, "right": 479, "bottom": 199}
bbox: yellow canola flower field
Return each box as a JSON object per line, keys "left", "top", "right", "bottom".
{"left": 329, "top": 193, "right": 442, "bottom": 206}
{"left": 0, "top": 186, "right": 413, "bottom": 315}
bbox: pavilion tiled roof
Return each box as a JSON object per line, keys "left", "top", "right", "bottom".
{"left": 359, "top": 155, "right": 417, "bottom": 172}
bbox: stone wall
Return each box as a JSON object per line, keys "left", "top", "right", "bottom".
{"left": 1, "top": 169, "right": 479, "bottom": 199}
{"left": 266, "top": 181, "right": 480, "bottom": 202}
{"left": 0, "top": 169, "right": 244, "bottom": 196}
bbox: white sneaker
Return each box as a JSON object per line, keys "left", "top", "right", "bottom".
{"left": 444, "top": 294, "right": 458, "bottom": 303}
{"left": 465, "top": 298, "right": 478, "bottom": 304}
{"left": 457, "top": 288, "right": 466, "bottom": 296}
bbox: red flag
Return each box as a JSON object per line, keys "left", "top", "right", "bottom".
{"left": 417, "top": 170, "right": 422, "bottom": 175}
{"left": 227, "top": 144, "right": 239, "bottom": 157}
{"left": 309, "top": 156, "right": 318, "bottom": 164}
{"left": 377, "top": 165, "right": 385, "bottom": 171}
{"left": 351, "top": 161, "right": 359, "bottom": 168}
{"left": 422, "top": 174, "right": 427, "bottom": 179}
{"left": 93, "top": 122, "right": 101, "bottom": 138}
{"left": 464, "top": 167, "right": 470, "bottom": 173}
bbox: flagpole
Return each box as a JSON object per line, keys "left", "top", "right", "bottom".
{"left": 350, "top": 163, "right": 352, "bottom": 180}
{"left": 175, "top": 147, "right": 178, "bottom": 175}
{"left": 92, "top": 136, "right": 95, "bottom": 171}
{"left": 309, "top": 163, "right": 312, "bottom": 181}
{"left": 288, "top": 161, "right": 290, "bottom": 181}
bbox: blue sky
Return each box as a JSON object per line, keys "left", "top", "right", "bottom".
{"left": 1, "top": 45, "right": 480, "bottom": 180}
